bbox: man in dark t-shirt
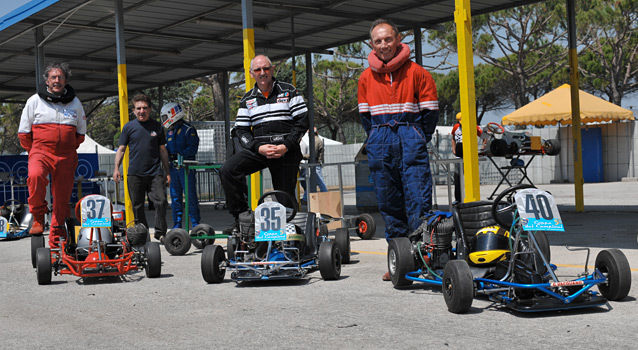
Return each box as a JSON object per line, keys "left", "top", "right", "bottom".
{"left": 114, "top": 93, "right": 171, "bottom": 242}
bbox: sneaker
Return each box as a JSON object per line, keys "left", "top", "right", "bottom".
{"left": 382, "top": 271, "right": 391, "bottom": 281}
{"left": 30, "top": 216, "right": 45, "bottom": 235}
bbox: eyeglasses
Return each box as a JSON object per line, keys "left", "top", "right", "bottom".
{"left": 252, "top": 66, "right": 272, "bottom": 73}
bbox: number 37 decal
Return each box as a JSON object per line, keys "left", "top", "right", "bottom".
{"left": 514, "top": 189, "right": 564, "bottom": 232}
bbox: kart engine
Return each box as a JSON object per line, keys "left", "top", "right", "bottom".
{"left": 410, "top": 214, "right": 455, "bottom": 270}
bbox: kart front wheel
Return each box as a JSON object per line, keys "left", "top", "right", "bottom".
{"left": 595, "top": 249, "right": 631, "bottom": 301}
{"left": 165, "top": 228, "right": 191, "bottom": 256}
{"left": 201, "top": 245, "right": 226, "bottom": 283}
{"left": 36, "top": 247, "right": 52, "bottom": 285}
{"left": 388, "top": 237, "right": 414, "bottom": 288}
{"left": 31, "top": 234, "right": 45, "bottom": 268}
{"left": 191, "top": 223, "right": 215, "bottom": 249}
{"left": 442, "top": 260, "right": 474, "bottom": 314}
{"left": 319, "top": 241, "right": 341, "bottom": 280}
{"left": 542, "top": 139, "right": 561, "bottom": 156}
{"left": 355, "top": 213, "right": 376, "bottom": 240}
{"left": 335, "top": 228, "right": 351, "bottom": 264}
{"left": 144, "top": 242, "right": 162, "bottom": 278}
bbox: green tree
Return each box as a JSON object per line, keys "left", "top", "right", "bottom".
{"left": 577, "top": 0, "right": 638, "bottom": 104}
{"left": 0, "top": 103, "right": 24, "bottom": 155}
{"left": 429, "top": 0, "right": 568, "bottom": 109}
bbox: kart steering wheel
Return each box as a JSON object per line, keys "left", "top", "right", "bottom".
{"left": 257, "top": 190, "right": 297, "bottom": 221}
{"left": 485, "top": 122, "right": 505, "bottom": 135}
{"left": 3, "top": 199, "right": 24, "bottom": 213}
{"left": 491, "top": 184, "right": 536, "bottom": 229}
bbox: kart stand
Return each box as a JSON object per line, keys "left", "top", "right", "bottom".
{"left": 487, "top": 154, "right": 535, "bottom": 199}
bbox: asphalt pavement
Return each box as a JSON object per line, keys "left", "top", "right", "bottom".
{"left": 1, "top": 181, "right": 637, "bottom": 349}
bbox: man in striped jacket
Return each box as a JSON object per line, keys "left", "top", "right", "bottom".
{"left": 220, "top": 55, "right": 308, "bottom": 230}
{"left": 18, "top": 62, "right": 86, "bottom": 248}
{"left": 358, "top": 19, "right": 439, "bottom": 280}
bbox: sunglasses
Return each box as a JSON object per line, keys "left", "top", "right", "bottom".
{"left": 252, "top": 66, "right": 272, "bottom": 73}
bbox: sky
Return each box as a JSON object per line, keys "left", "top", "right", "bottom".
{"left": 0, "top": 0, "right": 32, "bottom": 18}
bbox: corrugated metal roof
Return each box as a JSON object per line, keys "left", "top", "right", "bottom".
{"left": 0, "top": 0, "right": 542, "bottom": 103}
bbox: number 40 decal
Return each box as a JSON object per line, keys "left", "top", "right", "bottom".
{"left": 524, "top": 193, "right": 553, "bottom": 220}
{"left": 515, "top": 189, "right": 564, "bottom": 232}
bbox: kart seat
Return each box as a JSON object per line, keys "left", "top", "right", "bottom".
{"left": 289, "top": 211, "right": 317, "bottom": 256}
{"left": 452, "top": 201, "right": 497, "bottom": 260}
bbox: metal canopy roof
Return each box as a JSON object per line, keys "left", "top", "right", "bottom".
{"left": 0, "top": 0, "right": 541, "bottom": 103}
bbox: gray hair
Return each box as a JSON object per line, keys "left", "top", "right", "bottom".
{"left": 369, "top": 18, "right": 400, "bottom": 40}
{"left": 43, "top": 62, "right": 71, "bottom": 80}
{"left": 250, "top": 55, "right": 273, "bottom": 70}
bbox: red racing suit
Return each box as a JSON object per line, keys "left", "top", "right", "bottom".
{"left": 18, "top": 85, "right": 86, "bottom": 247}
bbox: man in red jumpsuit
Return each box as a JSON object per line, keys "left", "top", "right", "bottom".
{"left": 358, "top": 19, "right": 439, "bottom": 280}
{"left": 18, "top": 62, "right": 86, "bottom": 248}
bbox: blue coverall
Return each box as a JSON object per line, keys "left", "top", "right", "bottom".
{"left": 166, "top": 120, "right": 200, "bottom": 228}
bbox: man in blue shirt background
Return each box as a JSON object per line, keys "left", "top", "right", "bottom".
{"left": 161, "top": 102, "right": 200, "bottom": 230}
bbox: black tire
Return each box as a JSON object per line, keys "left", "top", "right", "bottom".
{"left": 144, "top": 242, "right": 162, "bottom": 278}
{"left": 226, "top": 236, "right": 237, "bottom": 260}
{"left": 127, "top": 223, "right": 148, "bottom": 246}
{"left": 191, "top": 223, "right": 215, "bottom": 250}
{"left": 595, "top": 249, "right": 632, "bottom": 301}
{"left": 534, "top": 231, "right": 551, "bottom": 263}
{"left": 164, "top": 228, "right": 191, "bottom": 256}
{"left": 335, "top": 228, "right": 351, "bottom": 264}
{"left": 355, "top": 213, "right": 376, "bottom": 240}
{"left": 36, "top": 247, "right": 52, "bottom": 285}
{"left": 388, "top": 237, "right": 415, "bottom": 287}
{"left": 319, "top": 241, "right": 341, "bottom": 280}
{"left": 31, "top": 234, "right": 45, "bottom": 268}
{"left": 489, "top": 139, "right": 508, "bottom": 157}
{"left": 201, "top": 244, "right": 226, "bottom": 283}
{"left": 442, "top": 260, "right": 474, "bottom": 314}
{"left": 542, "top": 139, "right": 561, "bottom": 156}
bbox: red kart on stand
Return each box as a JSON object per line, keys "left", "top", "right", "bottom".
{"left": 31, "top": 194, "right": 161, "bottom": 285}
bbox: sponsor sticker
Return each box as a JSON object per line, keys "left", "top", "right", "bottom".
{"left": 63, "top": 109, "right": 78, "bottom": 120}
{"left": 246, "top": 98, "right": 257, "bottom": 110}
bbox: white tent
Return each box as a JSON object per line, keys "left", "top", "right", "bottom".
{"left": 77, "top": 135, "right": 115, "bottom": 154}
{"left": 301, "top": 133, "right": 343, "bottom": 146}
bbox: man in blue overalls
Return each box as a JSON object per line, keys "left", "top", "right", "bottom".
{"left": 161, "top": 102, "right": 200, "bottom": 229}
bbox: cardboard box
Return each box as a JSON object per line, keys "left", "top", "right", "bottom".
{"left": 309, "top": 191, "right": 342, "bottom": 230}
{"left": 530, "top": 136, "right": 541, "bottom": 150}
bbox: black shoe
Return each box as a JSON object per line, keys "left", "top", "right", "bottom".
{"left": 154, "top": 233, "right": 165, "bottom": 244}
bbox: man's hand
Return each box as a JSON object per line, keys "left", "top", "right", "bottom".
{"left": 165, "top": 174, "right": 171, "bottom": 186}
{"left": 258, "top": 144, "right": 288, "bottom": 159}
{"left": 113, "top": 169, "right": 121, "bottom": 182}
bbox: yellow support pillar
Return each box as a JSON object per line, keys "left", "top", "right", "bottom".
{"left": 567, "top": 0, "right": 584, "bottom": 212}
{"left": 117, "top": 64, "right": 133, "bottom": 223}
{"left": 114, "top": 0, "right": 133, "bottom": 223}
{"left": 242, "top": 0, "right": 260, "bottom": 210}
{"left": 454, "top": 0, "right": 480, "bottom": 202}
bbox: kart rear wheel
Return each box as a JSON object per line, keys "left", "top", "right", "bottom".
{"left": 442, "top": 260, "right": 474, "bottom": 314}
{"left": 144, "top": 242, "right": 162, "bottom": 278}
{"left": 164, "top": 228, "right": 191, "bottom": 256}
{"left": 36, "top": 247, "right": 52, "bottom": 285}
{"left": 191, "top": 223, "right": 215, "bottom": 250}
{"left": 542, "top": 139, "right": 561, "bottom": 156}
{"left": 335, "top": 228, "right": 351, "bottom": 264}
{"left": 31, "top": 234, "right": 45, "bottom": 268}
{"left": 319, "top": 241, "right": 341, "bottom": 280}
{"left": 201, "top": 244, "right": 226, "bottom": 283}
{"left": 388, "top": 237, "right": 414, "bottom": 287}
{"left": 355, "top": 213, "right": 376, "bottom": 240}
{"left": 127, "top": 223, "right": 148, "bottom": 246}
{"left": 595, "top": 249, "right": 631, "bottom": 301}
{"left": 489, "top": 139, "right": 508, "bottom": 157}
